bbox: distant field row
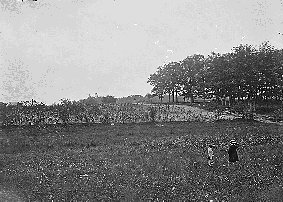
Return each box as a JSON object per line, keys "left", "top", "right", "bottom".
{"left": 1, "top": 104, "right": 229, "bottom": 127}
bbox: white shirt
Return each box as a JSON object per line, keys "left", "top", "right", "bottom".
{"left": 208, "top": 147, "right": 214, "bottom": 158}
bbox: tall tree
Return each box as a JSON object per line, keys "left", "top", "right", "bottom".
{"left": 179, "top": 54, "right": 205, "bottom": 103}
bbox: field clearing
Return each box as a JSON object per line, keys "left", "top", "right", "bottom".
{"left": 0, "top": 120, "right": 283, "bottom": 201}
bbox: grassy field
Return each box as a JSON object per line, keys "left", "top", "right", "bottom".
{"left": 0, "top": 120, "right": 282, "bottom": 201}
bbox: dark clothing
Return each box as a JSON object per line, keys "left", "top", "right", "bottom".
{"left": 228, "top": 145, "right": 239, "bottom": 162}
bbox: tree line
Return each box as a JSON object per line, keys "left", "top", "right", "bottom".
{"left": 147, "top": 42, "right": 283, "bottom": 105}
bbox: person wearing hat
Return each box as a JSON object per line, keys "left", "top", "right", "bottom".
{"left": 228, "top": 139, "right": 239, "bottom": 162}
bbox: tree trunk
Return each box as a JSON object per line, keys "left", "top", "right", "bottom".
{"left": 189, "top": 94, "right": 194, "bottom": 103}
{"left": 168, "top": 93, "right": 171, "bottom": 103}
{"left": 172, "top": 91, "right": 175, "bottom": 103}
{"left": 230, "top": 96, "right": 235, "bottom": 106}
{"left": 175, "top": 90, "right": 178, "bottom": 103}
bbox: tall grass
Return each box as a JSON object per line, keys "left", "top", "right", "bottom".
{"left": 0, "top": 120, "right": 282, "bottom": 201}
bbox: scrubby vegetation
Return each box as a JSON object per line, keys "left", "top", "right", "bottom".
{"left": 1, "top": 101, "right": 229, "bottom": 127}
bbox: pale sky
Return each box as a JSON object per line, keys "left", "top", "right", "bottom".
{"left": 0, "top": 0, "right": 283, "bottom": 104}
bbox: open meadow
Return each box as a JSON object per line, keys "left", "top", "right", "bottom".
{"left": 0, "top": 120, "right": 283, "bottom": 201}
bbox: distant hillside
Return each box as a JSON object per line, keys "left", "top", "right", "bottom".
{"left": 117, "top": 95, "right": 145, "bottom": 104}
{"left": 147, "top": 95, "right": 213, "bottom": 104}
{"left": 116, "top": 94, "right": 213, "bottom": 104}
{"left": 79, "top": 95, "right": 117, "bottom": 104}
{"left": 149, "top": 95, "right": 186, "bottom": 103}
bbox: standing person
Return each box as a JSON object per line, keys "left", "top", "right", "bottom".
{"left": 207, "top": 144, "right": 215, "bottom": 166}
{"left": 228, "top": 139, "right": 239, "bottom": 163}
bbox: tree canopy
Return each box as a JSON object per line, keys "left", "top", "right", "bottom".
{"left": 148, "top": 42, "right": 283, "bottom": 104}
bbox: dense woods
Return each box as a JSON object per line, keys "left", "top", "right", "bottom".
{"left": 148, "top": 42, "right": 283, "bottom": 105}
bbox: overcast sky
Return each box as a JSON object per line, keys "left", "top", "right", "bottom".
{"left": 0, "top": 0, "right": 283, "bottom": 104}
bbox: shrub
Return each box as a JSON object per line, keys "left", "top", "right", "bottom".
{"left": 148, "top": 107, "right": 157, "bottom": 122}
